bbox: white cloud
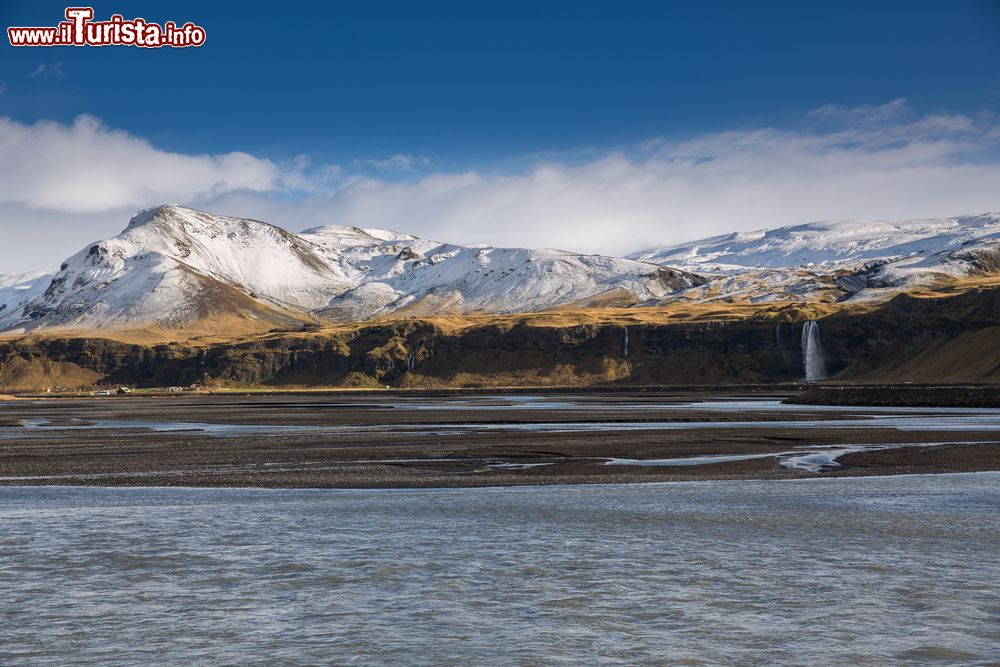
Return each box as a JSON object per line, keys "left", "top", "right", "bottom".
{"left": 808, "top": 97, "right": 908, "bottom": 124}
{"left": 2, "top": 101, "right": 1000, "bottom": 273}
{"left": 288, "top": 102, "right": 1000, "bottom": 255}
{"left": 28, "top": 61, "right": 64, "bottom": 79}
{"left": 215, "top": 102, "right": 999, "bottom": 256}
{"left": 361, "top": 153, "right": 431, "bottom": 171}
{"left": 0, "top": 114, "right": 303, "bottom": 213}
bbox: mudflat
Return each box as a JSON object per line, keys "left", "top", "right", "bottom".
{"left": 1, "top": 392, "right": 999, "bottom": 488}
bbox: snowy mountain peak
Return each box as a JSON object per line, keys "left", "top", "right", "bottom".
{"left": 126, "top": 204, "right": 188, "bottom": 229}
{"left": 0, "top": 206, "right": 703, "bottom": 334}
{"left": 126, "top": 204, "right": 303, "bottom": 246}
{"left": 301, "top": 224, "right": 417, "bottom": 248}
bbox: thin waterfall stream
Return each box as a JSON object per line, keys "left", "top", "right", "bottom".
{"left": 802, "top": 320, "right": 826, "bottom": 382}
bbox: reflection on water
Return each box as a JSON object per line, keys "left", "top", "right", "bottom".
{"left": 0, "top": 474, "right": 998, "bottom": 665}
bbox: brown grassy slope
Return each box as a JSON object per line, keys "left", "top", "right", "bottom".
{"left": 0, "top": 356, "right": 102, "bottom": 390}
{"left": 847, "top": 326, "right": 1000, "bottom": 383}
{"left": 820, "top": 280, "right": 1000, "bottom": 383}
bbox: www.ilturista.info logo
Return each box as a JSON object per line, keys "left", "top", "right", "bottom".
{"left": 8, "top": 7, "right": 206, "bottom": 48}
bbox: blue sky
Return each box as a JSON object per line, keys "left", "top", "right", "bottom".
{"left": 1, "top": 0, "right": 1000, "bottom": 272}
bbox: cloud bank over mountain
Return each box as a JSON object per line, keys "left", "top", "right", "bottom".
{"left": 1, "top": 99, "right": 999, "bottom": 272}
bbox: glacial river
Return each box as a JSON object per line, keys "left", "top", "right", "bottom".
{"left": 1, "top": 474, "right": 998, "bottom": 665}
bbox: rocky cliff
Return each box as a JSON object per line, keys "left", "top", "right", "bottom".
{"left": 3, "top": 285, "right": 999, "bottom": 390}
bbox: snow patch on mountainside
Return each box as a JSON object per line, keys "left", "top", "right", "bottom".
{"left": 633, "top": 215, "right": 1000, "bottom": 270}
{"left": 0, "top": 272, "right": 54, "bottom": 329}
{"left": 633, "top": 213, "right": 1000, "bottom": 303}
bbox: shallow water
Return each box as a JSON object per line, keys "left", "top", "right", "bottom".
{"left": 1, "top": 474, "right": 998, "bottom": 665}
{"left": 607, "top": 440, "right": 1000, "bottom": 472}
{"left": 8, "top": 398, "right": 1000, "bottom": 441}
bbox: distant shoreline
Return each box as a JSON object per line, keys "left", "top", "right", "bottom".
{"left": 789, "top": 384, "right": 1000, "bottom": 408}
{"left": 10, "top": 382, "right": 1000, "bottom": 408}
{"left": 5, "top": 383, "right": 804, "bottom": 399}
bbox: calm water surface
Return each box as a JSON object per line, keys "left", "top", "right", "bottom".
{"left": 1, "top": 474, "right": 998, "bottom": 665}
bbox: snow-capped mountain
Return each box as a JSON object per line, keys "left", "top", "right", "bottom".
{"left": 0, "top": 205, "right": 703, "bottom": 333}
{"left": 632, "top": 214, "right": 1000, "bottom": 303}
{"left": 7, "top": 206, "right": 1000, "bottom": 335}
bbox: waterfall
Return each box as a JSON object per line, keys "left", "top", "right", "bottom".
{"left": 801, "top": 320, "right": 827, "bottom": 382}
{"left": 623, "top": 326, "right": 630, "bottom": 357}
{"left": 407, "top": 351, "right": 415, "bottom": 372}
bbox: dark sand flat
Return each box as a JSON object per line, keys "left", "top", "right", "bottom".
{"left": 1, "top": 392, "right": 998, "bottom": 488}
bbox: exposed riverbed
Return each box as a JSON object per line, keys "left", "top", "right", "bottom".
{"left": 1, "top": 393, "right": 1000, "bottom": 486}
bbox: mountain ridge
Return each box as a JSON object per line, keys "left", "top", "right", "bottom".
{"left": 0, "top": 205, "right": 703, "bottom": 335}
{"left": 631, "top": 212, "right": 1000, "bottom": 304}
{"left": 4, "top": 206, "right": 1000, "bottom": 339}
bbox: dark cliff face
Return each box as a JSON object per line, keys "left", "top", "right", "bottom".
{"left": 4, "top": 287, "right": 1000, "bottom": 389}
{"left": 0, "top": 320, "right": 802, "bottom": 388}
{"left": 813, "top": 288, "right": 1000, "bottom": 380}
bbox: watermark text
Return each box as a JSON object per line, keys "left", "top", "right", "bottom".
{"left": 8, "top": 7, "right": 206, "bottom": 48}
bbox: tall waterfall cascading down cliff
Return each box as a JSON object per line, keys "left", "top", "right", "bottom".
{"left": 801, "top": 320, "right": 827, "bottom": 382}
